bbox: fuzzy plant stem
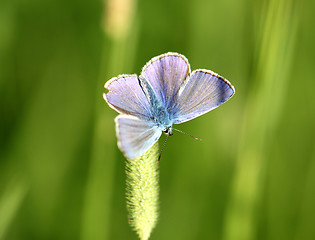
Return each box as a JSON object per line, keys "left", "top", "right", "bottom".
{"left": 125, "top": 143, "right": 159, "bottom": 240}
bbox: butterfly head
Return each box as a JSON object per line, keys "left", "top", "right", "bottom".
{"left": 163, "top": 127, "right": 173, "bottom": 136}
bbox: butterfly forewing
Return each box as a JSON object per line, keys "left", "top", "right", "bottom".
{"left": 140, "top": 53, "right": 191, "bottom": 108}
{"left": 173, "top": 69, "right": 235, "bottom": 124}
{"left": 115, "top": 115, "right": 162, "bottom": 159}
{"left": 104, "top": 75, "right": 152, "bottom": 119}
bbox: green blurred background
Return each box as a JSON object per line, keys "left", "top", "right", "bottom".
{"left": 1, "top": 0, "right": 315, "bottom": 239}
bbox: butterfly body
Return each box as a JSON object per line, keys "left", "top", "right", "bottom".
{"left": 151, "top": 108, "right": 173, "bottom": 132}
{"left": 138, "top": 75, "right": 176, "bottom": 135}
{"left": 104, "top": 52, "right": 235, "bottom": 159}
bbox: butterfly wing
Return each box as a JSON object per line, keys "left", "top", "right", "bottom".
{"left": 104, "top": 74, "right": 152, "bottom": 119}
{"left": 173, "top": 69, "right": 235, "bottom": 124}
{"left": 140, "top": 52, "right": 190, "bottom": 108}
{"left": 115, "top": 115, "right": 162, "bottom": 159}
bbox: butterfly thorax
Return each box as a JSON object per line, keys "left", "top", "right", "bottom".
{"left": 152, "top": 106, "right": 173, "bottom": 135}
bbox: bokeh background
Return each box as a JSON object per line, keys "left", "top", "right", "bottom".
{"left": 1, "top": 0, "right": 315, "bottom": 239}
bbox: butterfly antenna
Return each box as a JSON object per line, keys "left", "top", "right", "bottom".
{"left": 172, "top": 128, "right": 202, "bottom": 141}
{"left": 158, "top": 134, "right": 169, "bottom": 162}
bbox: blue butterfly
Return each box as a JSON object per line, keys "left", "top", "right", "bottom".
{"left": 103, "top": 52, "right": 235, "bottom": 159}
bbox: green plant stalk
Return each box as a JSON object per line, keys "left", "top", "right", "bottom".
{"left": 223, "top": 0, "right": 299, "bottom": 239}
{"left": 0, "top": 178, "right": 28, "bottom": 239}
{"left": 126, "top": 143, "right": 159, "bottom": 240}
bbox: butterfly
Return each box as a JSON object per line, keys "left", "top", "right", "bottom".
{"left": 103, "top": 52, "right": 235, "bottom": 159}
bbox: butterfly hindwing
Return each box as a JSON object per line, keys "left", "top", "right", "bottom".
{"left": 115, "top": 115, "right": 162, "bottom": 159}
